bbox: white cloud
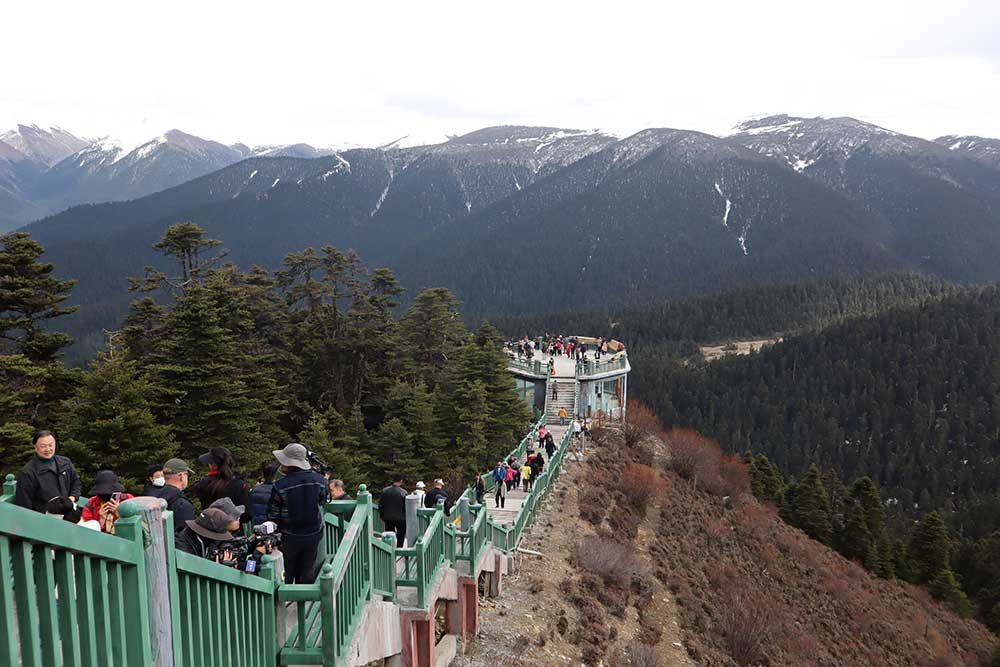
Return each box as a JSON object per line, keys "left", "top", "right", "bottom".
{"left": 2, "top": 0, "right": 999, "bottom": 146}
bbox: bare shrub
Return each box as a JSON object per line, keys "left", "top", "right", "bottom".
{"left": 576, "top": 537, "right": 641, "bottom": 587}
{"left": 717, "top": 581, "right": 778, "bottom": 666}
{"left": 666, "top": 428, "right": 718, "bottom": 482}
{"left": 622, "top": 463, "right": 668, "bottom": 511}
{"left": 612, "top": 644, "right": 661, "bottom": 667}
{"left": 623, "top": 401, "right": 664, "bottom": 447}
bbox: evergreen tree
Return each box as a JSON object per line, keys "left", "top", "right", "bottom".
{"left": 147, "top": 285, "right": 267, "bottom": 467}
{"left": 297, "top": 408, "right": 362, "bottom": 492}
{"left": 749, "top": 454, "right": 785, "bottom": 506}
{"left": 0, "top": 232, "right": 78, "bottom": 466}
{"left": 60, "top": 353, "right": 177, "bottom": 490}
{"left": 928, "top": 568, "right": 972, "bottom": 617}
{"left": 367, "top": 418, "right": 418, "bottom": 485}
{"left": 892, "top": 539, "right": 917, "bottom": 583}
{"left": 909, "top": 511, "right": 952, "bottom": 584}
{"left": 785, "top": 464, "right": 833, "bottom": 544}
{"left": 399, "top": 288, "right": 470, "bottom": 391}
{"left": 850, "top": 476, "right": 892, "bottom": 576}
{"left": 840, "top": 500, "right": 873, "bottom": 565}
{"left": 0, "top": 232, "right": 77, "bottom": 362}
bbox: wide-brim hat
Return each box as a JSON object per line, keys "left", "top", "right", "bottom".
{"left": 88, "top": 470, "right": 124, "bottom": 496}
{"left": 209, "top": 496, "right": 245, "bottom": 521}
{"left": 186, "top": 508, "right": 234, "bottom": 541}
{"left": 273, "top": 443, "right": 311, "bottom": 470}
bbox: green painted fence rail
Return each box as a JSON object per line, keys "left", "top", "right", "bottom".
{"left": 1, "top": 398, "right": 577, "bottom": 667}
{"left": 576, "top": 352, "right": 629, "bottom": 378}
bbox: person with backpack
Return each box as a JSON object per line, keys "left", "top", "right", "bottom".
{"left": 150, "top": 458, "right": 198, "bottom": 532}
{"left": 192, "top": 447, "right": 252, "bottom": 524}
{"left": 545, "top": 431, "right": 557, "bottom": 458}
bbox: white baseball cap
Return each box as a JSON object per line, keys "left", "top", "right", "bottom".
{"left": 415, "top": 481, "right": 426, "bottom": 489}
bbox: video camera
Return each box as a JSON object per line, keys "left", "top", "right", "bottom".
{"left": 206, "top": 521, "right": 282, "bottom": 575}
{"left": 305, "top": 446, "right": 334, "bottom": 478}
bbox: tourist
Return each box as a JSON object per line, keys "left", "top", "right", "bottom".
{"left": 379, "top": 473, "right": 408, "bottom": 548}
{"left": 175, "top": 507, "right": 235, "bottom": 559}
{"left": 14, "top": 430, "right": 82, "bottom": 513}
{"left": 521, "top": 461, "right": 532, "bottom": 492}
{"left": 537, "top": 427, "right": 548, "bottom": 451}
{"left": 192, "top": 447, "right": 251, "bottom": 524}
{"left": 474, "top": 475, "right": 486, "bottom": 505}
{"left": 552, "top": 381, "right": 559, "bottom": 400}
{"left": 424, "top": 478, "right": 452, "bottom": 514}
{"left": 558, "top": 406, "right": 568, "bottom": 425}
{"left": 267, "top": 443, "right": 329, "bottom": 584}
{"left": 492, "top": 462, "right": 508, "bottom": 508}
{"left": 572, "top": 418, "right": 583, "bottom": 440}
{"left": 329, "top": 479, "right": 351, "bottom": 501}
{"left": 142, "top": 464, "right": 165, "bottom": 495}
{"left": 413, "top": 480, "right": 426, "bottom": 504}
{"left": 81, "top": 470, "right": 134, "bottom": 534}
{"left": 151, "top": 458, "right": 198, "bottom": 532}
{"left": 545, "top": 430, "right": 557, "bottom": 458}
{"left": 209, "top": 496, "right": 246, "bottom": 534}
{"left": 249, "top": 461, "right": 280, "bottom": 526}
{"left": 529, "top": 451, "right": 544, "bottom": 480}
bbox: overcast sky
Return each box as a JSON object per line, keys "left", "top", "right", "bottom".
{"left": 3, "top": 1, "right": 999, "bottom": 148}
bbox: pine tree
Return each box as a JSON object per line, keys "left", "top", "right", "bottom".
{"left": 749, "top": 454, "right": 785, "bottom": 506}
{"left": 0, "top": 232, "right": 79, "bottom": 465}
{"left": 928, "top": 568, "right": 972, "bottom": 617}
{"left": 909, "top": 511, "right": 952, "bottom": 584}
{"left": 850, "top": 476, "right": 892, "bottom": 576}
{"left": 147, "top": 285, "right": 265, "bottom": 466}
{"left": 399, "top": 288, "right": 470, "bottom": 391}
{"left": 60, "top": 353, "right": 177, "bottom": 491}
{"left": 0, "top": 232, "right": 77, "bottom": 362}
{"left": 785, "top": 464, "right": 833, "bottom": 544}
{"left": 840, "top": 500, "right": 873, "bottom": 564}
{"left": 297, "top": 408, "right": 362, "bottom": 491}
{"left": 367, "top": 418, "right": 418, "bottom": 484}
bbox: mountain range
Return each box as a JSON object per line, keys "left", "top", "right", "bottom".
{"left": 8, "top": 115, "right": 1000, "bottom": 359}
{"left": 0, "top": 124, "right": 339, "bottom": 232}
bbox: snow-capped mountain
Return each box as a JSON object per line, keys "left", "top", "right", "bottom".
{"left": 936, "top": 135, "right": 1000, "bottom": 171}
{"left": 0, "top": 126, "right": 346, "bottom": 231}
{"left": 0, "top": 124, "right": 90, "bottom": 167}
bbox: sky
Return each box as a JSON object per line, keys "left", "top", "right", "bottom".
{"left": 3, "top": 0, "right": 1000, "bottom": 148}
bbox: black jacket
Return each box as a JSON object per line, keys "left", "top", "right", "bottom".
{"left": 150, "top": 484, "right": 197, "bottom": 532}
{"left": 266, "top": 469, "right": 328, "bottom": 545}
{"left": 379, "top": 485, "right": 408, "bottom": 522}
{"left": 175, "top": 526, "right": 231, "bottom": 559}
{"left": 14, "top": 455, "right": 82, "bottom": 513}
{"left": 192, "top": 475, "right": 252, "bottom": 523}
{"left": 424, "top": 487, "right": 452, "bottom": 514}
{"left": 249, "top": 482, "right": 274, "bottom": 526}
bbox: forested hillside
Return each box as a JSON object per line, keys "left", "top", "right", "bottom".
{"left": 0, "top": 225, "right": 531, "bottom": 493}
{"left": 646, "top": 286, "right": 1000, "bottom": 541}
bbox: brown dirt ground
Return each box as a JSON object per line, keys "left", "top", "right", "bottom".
{"left": 453, "top": 434, "right": 691, "bottom": 667}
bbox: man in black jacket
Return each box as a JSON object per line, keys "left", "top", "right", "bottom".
{"left": 423, "top": 479, "right": 452, "bottom": 515}
{"left": 14, "top": 430, "right": 82, "bottom": 513}
{"left": 150, "top": 458, "right": 197, "bottom": 532}
{"left": 379, "top": 474, "right": 408, "bottom": 548}
{"left": 267, "top": 443, "right": 328, "bottom": 584}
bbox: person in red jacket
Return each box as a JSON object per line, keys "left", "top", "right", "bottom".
{"left": 81, "top": 470, "right": 134, "bottom": 534}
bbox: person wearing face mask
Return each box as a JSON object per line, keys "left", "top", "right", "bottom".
{"left": 143, "top": 464, "right": 166, "bottom": 495}
{"left": 81, "top": 470, "right": 135, "bottom": 534}
{"left": 149, "top": 458, "right": 197, "bottom": 533}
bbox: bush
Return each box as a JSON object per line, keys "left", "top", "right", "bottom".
{"left": 613, "top": 644, "right": 660, "bottom": 667}
{"left": 717, "top": 581, "right": 777, "bottom": 666}
{"left": 576, "top": 537, "right": 641, "bottom": 587}
{"left": 666, "top": 428, "right": 719, "bottom": 484}
{"left": 621, "top": 462, "right": 667, "bottom": 511}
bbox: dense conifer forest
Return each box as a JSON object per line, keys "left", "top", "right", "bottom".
{"left": 0, "top": 225, "right": 531, "bottom": 494}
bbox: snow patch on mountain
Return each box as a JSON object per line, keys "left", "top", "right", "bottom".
{"left": 714, "top": 182, "right": 732, "bottom": 228}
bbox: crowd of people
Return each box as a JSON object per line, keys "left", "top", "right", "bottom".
{"left": 9, "top": 429, "right": 491, "bottom": 586}
{"left": 504, "top": 334, "right": 624, "bottom": 364}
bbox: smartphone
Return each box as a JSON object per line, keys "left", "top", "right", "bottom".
{"left": 112, "top": 492, "right": 123, "bottom": 502}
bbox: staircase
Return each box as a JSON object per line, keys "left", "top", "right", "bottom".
{"left": 546, "top": 378, "right": 576, "bottom": 423}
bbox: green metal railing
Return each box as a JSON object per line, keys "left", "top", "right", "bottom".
{"left": 576, "top": 352, "right": 629, "bottom": 378}
{"left": 0, "top": 498, "right": 152, "bottom": 667}
{"left": 0, "top": 384, "right": 576, "bottom": 667}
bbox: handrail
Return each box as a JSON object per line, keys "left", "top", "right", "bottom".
{"left": 576, "top": 352, "right": 629, "bottom": 378}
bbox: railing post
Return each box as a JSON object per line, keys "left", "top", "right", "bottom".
{"left": 119, "top": 496, "right": 173, "bottom": 667}
{"left": 319, "top": 563, "right": 338, "bottom": 667}
{"left": 405, "top": 494, "right": 420, "bottom": 548}
{"left": 458, "top": 497, "right": 471, "bottom": 532}
{"left": 357, "top": 484, "right": 374, "bottom": 603}
{"left": 380, "top": 532, "right": 396, "bottom": 602}
{"left": 1, "top": 474, "right": 14, "bottom": 501}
